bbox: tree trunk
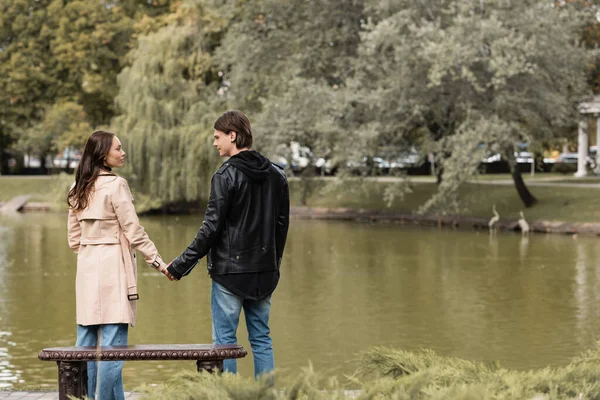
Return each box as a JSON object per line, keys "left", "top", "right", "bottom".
{"left": 511, "top": 167, "right": 537, "bottom": 207}
{"left": 436, "top": 166, "right": 443, "bottom": 185}
{"left": 64, "top": 154, "right": 71, "bottom": 173}
{"left": 436, "top": 151, "right": 451, "bottom": 185}
{"left": 40, "top": 152, "right": 49, "bottom": 175}
{"left": 0, "top": 150, "right": 6, "bottom": 175}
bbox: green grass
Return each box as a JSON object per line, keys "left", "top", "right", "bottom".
{"left": 289, "top": 178, "right": 600, "bottom": 223}
{"left": 405, "top": 172, "right": 600, "bottom": 182}
{"left": 4, "top": 174, "right": 600, "bottom": 223}
{"left": 0, "top": 175, "right": 60, "bottom": 202}
{"left": 456, "top": 183, "right": 600, "bottom": 222}
{"left": 544, "top": 177, "right": 600, "bottom": 184}
{"left": 467, "top": 172, "right": 564, "bottom": 181}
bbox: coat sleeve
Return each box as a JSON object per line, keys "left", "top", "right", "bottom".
{"left": 111, "top": 178, "right": 166, "bottom": 270}
{"left": 67, "top": 208, "right": 81, "bottom": 253}
{"left": 168, "top": 173, "right": 233, "bottom": 279}
{"left": 275, "top": 176, "right": 290, "bottom": 267}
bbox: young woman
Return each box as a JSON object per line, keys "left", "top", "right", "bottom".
{"left": 67, "top": 130, "right": 169, "bottom": 400}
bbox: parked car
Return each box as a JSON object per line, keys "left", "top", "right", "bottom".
{"left": 345, "top": 156, "right": 390, "bottom": 175}
{"left": 271, "top": 141, "right": 314, "bottom": 175}
{"left": 388, "top": 147, "right": 421, "bottom": 170}
{"left": 555, "top": 152, "right": 578, "bottom": 164}
{"left": 314, "top": 156, "right": 338, "bottom": 175}
{"left": 482, "top": 151, "right": 534, "bottom": 164}
{"left": 52, "top": 147, "right": 82, "bottom": 169}
{"left": 482, "top": 152, "right": 502, "bottom": 164}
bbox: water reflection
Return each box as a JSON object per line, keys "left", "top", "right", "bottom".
{"left": 0, "top": 214, "right": 599, "bottom": 390}
{"left": 574, "top": 237, "right": 600, "bottom": 348}
{"left": 0, "top": 223, "right": 21, "bottom": 388}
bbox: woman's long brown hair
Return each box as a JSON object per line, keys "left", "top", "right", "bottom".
{"left": 67, "top": 131, "right": 116, "bottom": 212}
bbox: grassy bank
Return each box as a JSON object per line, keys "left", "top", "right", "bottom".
{"left": 3, "top": 174, "right": 600, "bottom": 223}
{"left": 289, "top": 177, "right": 600, "bottom": 223}
{"left": 135, "top": 343, "right": 600, "bottom": 399}
{"left": 0, "top": 175, "right": 58, "bottom": 202}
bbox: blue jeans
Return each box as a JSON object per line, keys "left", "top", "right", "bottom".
{"left": 211, "top": 281, "right": 274, "bottom": 379}
{"left": 76, "top": 324, "right": 128, "bottom": 400}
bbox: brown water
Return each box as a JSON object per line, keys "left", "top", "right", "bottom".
{"left": 0, "top": 213, "right": 599, "bottom": 390}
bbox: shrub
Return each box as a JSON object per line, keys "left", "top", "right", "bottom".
{"left": 135, "top": 343, "right": 600, "bottom": 399}
{"left": 552, "top": 163, "right": 578, "bottom": 175}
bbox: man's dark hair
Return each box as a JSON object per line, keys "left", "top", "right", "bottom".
{"left": 214, "top": 110, "right": 253, "bottom": 149}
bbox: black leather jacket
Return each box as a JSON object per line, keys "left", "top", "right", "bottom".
{"left": 168, "top": 152, "right": 289, "bottom": 279}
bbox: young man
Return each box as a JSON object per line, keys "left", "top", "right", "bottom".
{"left": 166, "top": 110, "right": 290, "bottom": 379}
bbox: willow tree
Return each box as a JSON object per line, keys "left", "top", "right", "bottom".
{"left": 352, "top": 0, "right": 593, "bottom": 211}
{"left": 111, "top": 1, "right": 227, "bottom": 210}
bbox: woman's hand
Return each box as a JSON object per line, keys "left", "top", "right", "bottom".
{"left": 161, "top": 262, "right": 178, "bottom": 281}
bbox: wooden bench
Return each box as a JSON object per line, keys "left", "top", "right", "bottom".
{"left": 38, "top": 344, "right": 247, "bottom": 400}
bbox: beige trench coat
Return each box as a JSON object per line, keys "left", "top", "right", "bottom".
{"left": 67, "top": 174, "right": 166, "bottom": 327}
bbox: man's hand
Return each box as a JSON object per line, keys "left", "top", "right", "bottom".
{"left": 160, "top": 262, "right": 178, "bottom": 281}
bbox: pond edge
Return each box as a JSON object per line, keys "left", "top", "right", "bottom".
{"left": 6, "top": 202, "right": 598, "bottom": 236}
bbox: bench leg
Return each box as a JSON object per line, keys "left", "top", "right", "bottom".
{"left": 196, "top": 360, "right": 223, "bottom": 374}
{"left": 57, "top": 361, "right": 87, "bottom": 400}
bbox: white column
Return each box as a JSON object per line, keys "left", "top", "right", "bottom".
{"left": 596, "top": 116, "right": 600, "bottom": 173}
{"left": 575, "top": 119, "right": 588, "bottom": 177}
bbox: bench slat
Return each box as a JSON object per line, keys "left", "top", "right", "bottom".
{"left": 39, "top": 344, "right": 247, "bottom": 362}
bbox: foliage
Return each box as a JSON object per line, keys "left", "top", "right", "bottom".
{"left": 133, "top": 343, "right": 600, "bottom": 399}
{"left": 213, "top": 0, "right": 365, "bottom": 162}
{"left": 354, "top": 343, "right": 600, "bottom": 399}
{"left": 2, "top": 0, "right": 598, "bottom": 211}
{"left": 552, "top": 162, "right": 578, "bottom": 175}
{"left": 285, "top": 176, "right": 600, "bottom": 224}
{"left": 15, "top": 101, "right": 90, "bottom": 162}
{"left": 47, "top": 0, "right": 133, "bottom": 125}
{"left": 50, "top": 172, "right": 76, "bottom": 211}
{"left": 351, "top": 0, "right": 594, "bottom": 211}
{"left": 47, "top": 0, "right": 182, "bottom": 125}
{"left": 0, "top": 0, "right": 175, "bottom": 170}
{"left": 110, "top": 1, "right": 227, "bottom": 206}
{"left": 9, "top": 173, "right": 600, "bottom": 223}
{"left": 214, "top": 0, "right": 364, "bottom": 111}
{"left": 0, "top": 0, "right": 56, "bottom": 161}
{"left": 135, "top": 365, "right": 350, "bottom": 400}
{"left": 253, "top": 79, "right": 347, "bottom": 172}
{"left": 578, "top": 0, "right": 600, "bottom": 94}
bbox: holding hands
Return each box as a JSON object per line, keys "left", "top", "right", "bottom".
{"left": 159, "top": 261, "right": 178, "bottom": 281}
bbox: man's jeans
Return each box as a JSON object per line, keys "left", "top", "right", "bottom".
{"left": 211, "top": 280, "right": 274, "bottom": 379}
{"left": 76, "top": 324, "right": 128, "bottom": 400}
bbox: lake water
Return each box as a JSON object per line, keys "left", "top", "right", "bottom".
{"left": 0, "top": 213, "right": 599, "bottom": 389}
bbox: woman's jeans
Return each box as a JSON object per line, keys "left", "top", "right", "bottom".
{"left": 76, "top": 324, "right": 128, "bottom": 400}
{"left": 211, "top": 281, "right": 274, "bottom": 379}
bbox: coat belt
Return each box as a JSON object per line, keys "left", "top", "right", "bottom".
{"left": 119, "top": 232, "right": 138, "bottom": 301}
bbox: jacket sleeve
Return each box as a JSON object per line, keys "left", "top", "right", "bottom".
{"left": 67, "top": 208, "right": 81, "bottom": 253}
{"left": 168, "top": 173, "right": 233, "bottom": 279}
{"left": 275, "top": 176, "right": 290, "bottom": 267}
{"left": 112, "top": 178, "right": 166, "bottom": 270}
